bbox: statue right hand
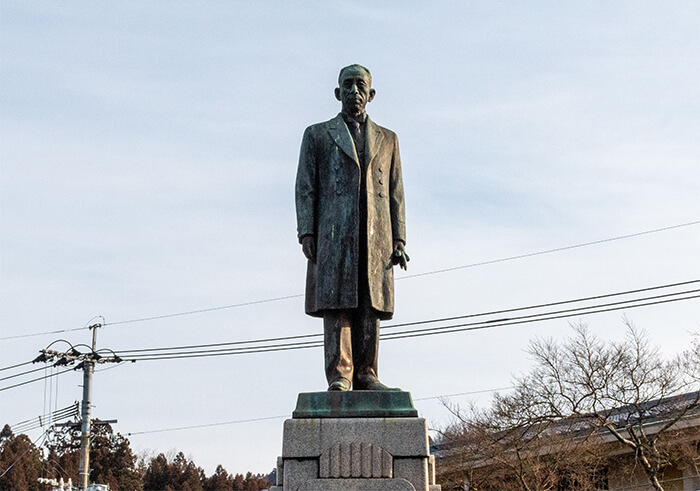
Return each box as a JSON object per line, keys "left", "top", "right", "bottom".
{"left": 301, "top": 235, "right": 316, "bottom": 262}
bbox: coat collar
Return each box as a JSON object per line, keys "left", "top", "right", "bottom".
{"left": 328, "top": 113, "right": 384, "bottom": 166}
{"left": 328, "top": 113, "right": 357, "bottom": 163}
{"left": 366, "top": 116, "right": 384, "bottom": 168}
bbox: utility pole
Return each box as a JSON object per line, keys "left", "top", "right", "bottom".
{"left": 34, "top": 322, "right": 122, "bottom": 490}
{"left": 77, "top": 324, "right": 97, "bottom": 490}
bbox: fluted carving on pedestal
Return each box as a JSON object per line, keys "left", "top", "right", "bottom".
{"left": 319, "top": 442, "right": 392, "bottom": 478}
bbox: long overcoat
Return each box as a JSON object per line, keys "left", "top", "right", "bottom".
{"left": 295, "top": 113, "right": 406, "bottom": 320}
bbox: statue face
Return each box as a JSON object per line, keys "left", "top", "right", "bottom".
{"left": 335, "top": 67, "right": 375, "bottom": 115}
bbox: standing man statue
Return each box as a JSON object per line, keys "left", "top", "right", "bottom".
{"left": 295, "top": 65, "right": 409, "bottom": 392}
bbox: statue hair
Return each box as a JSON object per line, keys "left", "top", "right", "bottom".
{"left": 338, "top": 64, "right": 372, "bottom": 85}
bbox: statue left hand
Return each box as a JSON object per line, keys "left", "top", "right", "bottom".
{"left": 390, "top": 241, "right": 410, "bottom": 270}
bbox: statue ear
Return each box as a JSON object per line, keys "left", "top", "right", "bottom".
{"left": 334, "top": 88, "right": 341, "bottom": 101}
{"left": 368, "top": 88, "right": 376, "bottom": 103}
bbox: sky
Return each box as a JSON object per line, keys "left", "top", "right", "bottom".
{"left": 1, "top": 0, "right": 699, "bottom": 477}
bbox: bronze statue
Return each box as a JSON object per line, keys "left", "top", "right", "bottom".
{"left": 295, "top": 65, "right": 409, "bottom": 392}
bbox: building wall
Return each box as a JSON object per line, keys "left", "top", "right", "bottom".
{"left": 607, "top": 463, "right": 699, "bottom": 491}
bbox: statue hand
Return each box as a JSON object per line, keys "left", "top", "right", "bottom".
{"left": 301, "top": 235, "right": 316, "bottom": 262}
{"left": 391, "top": 241, "right": 410, "bottom": 270}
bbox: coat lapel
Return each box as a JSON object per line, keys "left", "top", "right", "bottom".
{"left": 366, "top": 116, "right": 384, "bottom": 167}
{"left": 328, "top": 114, "right": 358, "bottom": 164}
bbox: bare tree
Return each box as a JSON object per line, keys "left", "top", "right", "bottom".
{"left": 519, "top": 323, "right": 699, "bottom": 490}
{"left": 437, "top": 399, "right": 607, "bottom": 491}
{"left": 437, "top": 323, "right": 700, "bottom": 491}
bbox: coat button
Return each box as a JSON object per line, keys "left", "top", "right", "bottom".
{"left": 378, "top": 192, "right": 383, "bottom": 197}
{"left": 378, "top": 179, "right": 383, "bottom": 185}
{"left": 336, "top": 177, "right": 341, "bottom": 182}
{"left": 378, "top": 167, "right": 383, "bottom": 172}
{"left": 336, "top": 189, "right": 342, "bottom": 195}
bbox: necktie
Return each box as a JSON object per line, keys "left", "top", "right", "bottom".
{"left": 350, "top": 121, "right": 361, "bottom": 144}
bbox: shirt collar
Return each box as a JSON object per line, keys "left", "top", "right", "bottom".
{"left": 342, "top": 111, "right": 367, "bottom": 125}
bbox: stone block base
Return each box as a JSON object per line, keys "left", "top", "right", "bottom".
{"left": 272, "top": 415, "right": 441, "bottom": 491}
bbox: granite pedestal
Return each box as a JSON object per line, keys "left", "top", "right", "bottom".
{"left": 270, "top": 392, "right": 441, "bottom": 491}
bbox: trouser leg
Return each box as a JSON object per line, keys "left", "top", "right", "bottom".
{"left": 323, "top": 310, "right": 353, "bottom": 386}
{"left": 351, "top": 291, "right": 380, "bottom": 386}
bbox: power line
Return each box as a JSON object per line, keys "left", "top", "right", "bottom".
{"left": 124, "top": 387, "right": 512, "bottom": 436}
{"left": 0, "top": 429, "right": 49, "bottom": 478}
{"left": 11, "top": 403, "right": 80, "bottom": 434}
{"left": 400, "top": 220, "right": 700, "bottom": 279}
{"left": 384, "top": 279, "right": 700, "bottom": 330}
{"left": 12, "top": 406, "right": 75, "bottom": 431}
{"left": 119, "top": 291, "right": 699, "bottom": 361}
{"left": 0, "top": 367, "right": 75, "bottom": 393}
{"left": 95, "top": 361, "right": 128, "bottom": 373}
{"left": 116, "top": 286, "right": 699, "bottom": 362}
{"left": 105, "top": 293, "right": 305, "bottom": 326}
{"left": 140, "top": 291, "right": 700, "bottom": 360}
{"left": 104, "top": 220, "right": 700, "bottom": 327}
{"left": 126, "top": 415, "right": 287, "bottom": 436}
{"left": 122, "top": 341, "right": 323, "bottom": 361}
{"left": 13, "top": 414, "right": 75, "bottom": 434}
{"left": 3, "top": 285, "right": 694, "bottom": 390}
{"left": 414, "top": 387, "right": 514, "bottom": 401}
{"left": 383, "top": 292, "right": 700, "bottom": 343}
{"left": 0, "top": 317, "right": 108, "bottom": 344}
{"left": 115, "top": 332, "right": 318, "bottom": 355}
{"left": 119, "top": 280, "right": 700, "bottom": 360}
{"left": 0, "top": 327, "right": 87, "bottom": 342}
{"left": 0, "top": 365, "right": 48, "bottom": 382}
{"left": 0, "top": 360, "right": 33, "bottom": 372}
{"left": 2, "top": 219, "right": 697, "bottom": 342}
{"left": 114, "top": 280, "right": 699, "bottom": 357}
{"left": 382, "top": 288, "right": 700, "bottom": 340}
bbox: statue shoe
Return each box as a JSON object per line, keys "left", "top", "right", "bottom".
{"left": 353, "top": 376, "right": 401, "bottom": 391}
{"left": 327, "top": 378, "right": 351, "bottom": 391}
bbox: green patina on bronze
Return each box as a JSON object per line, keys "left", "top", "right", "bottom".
{"left": 292, "top": 391, "right": 418, "bottom": 418}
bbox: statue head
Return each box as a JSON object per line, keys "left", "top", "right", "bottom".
{"left": 335, "top": 64, "right": 375, "bottom": 117}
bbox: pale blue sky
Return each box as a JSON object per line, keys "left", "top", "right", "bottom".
{"left": 1, "top": 1, "right": 699, "bottom": 476}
